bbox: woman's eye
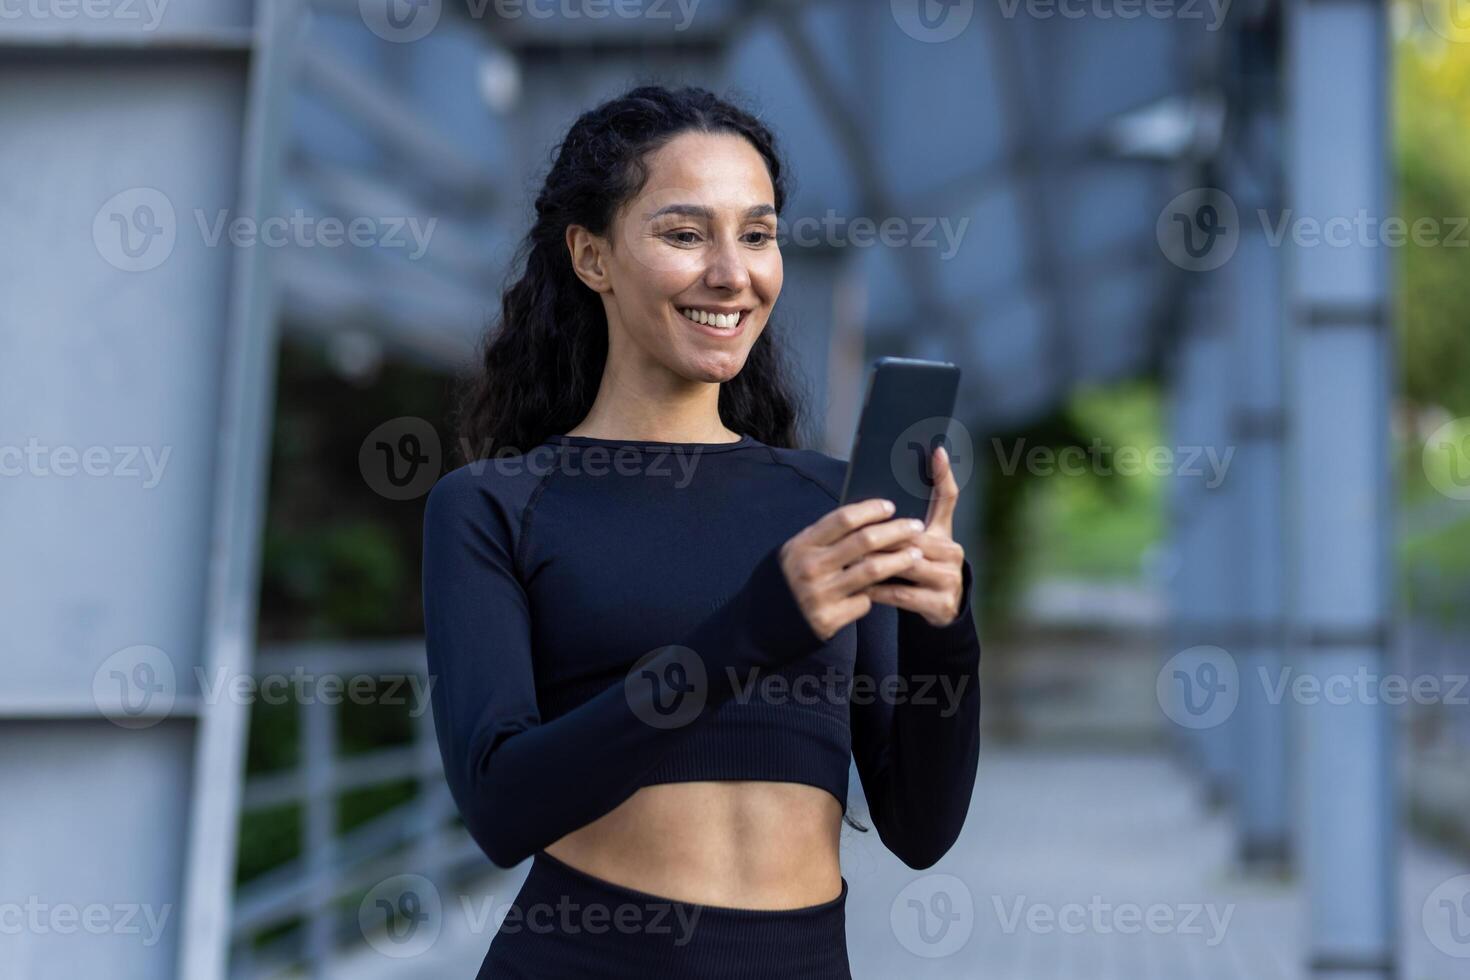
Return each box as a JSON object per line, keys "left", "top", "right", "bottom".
{"left": 663, "top": 230, "right": 702, "bottom": 245}
{"left": 744, "top": 230, "right": 775, "bottom": 246}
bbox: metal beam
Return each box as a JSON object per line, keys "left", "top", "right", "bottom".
{"left": 1285, "top": 0, "right": 1397, "bottom": 975}
{"left": 178, "top": 1, "right": 305, "bottom": 977}
{"left": 767, "top": 2, "right": 959, "bottom": 363}
{"left": 1220, "top": 12, "right": 1291, "bottom": 873}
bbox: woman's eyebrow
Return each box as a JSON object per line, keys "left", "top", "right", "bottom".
{"left": 646, "top": 203, "right": 777, "bottom": 220}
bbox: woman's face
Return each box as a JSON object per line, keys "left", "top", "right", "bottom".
{"left": 572, "top": 130, "right": 783, "bottom": 385}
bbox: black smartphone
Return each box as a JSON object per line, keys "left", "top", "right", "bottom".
{"left": 839, "top": 355, "right": 962, "bottom": 523}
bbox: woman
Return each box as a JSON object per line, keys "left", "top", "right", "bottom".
{"left": 422, "top": 84, "right": 981, "bottom": 978}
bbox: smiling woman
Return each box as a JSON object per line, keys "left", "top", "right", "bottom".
{"left": 424, "top": 85, "right": 982, "bottom": 980}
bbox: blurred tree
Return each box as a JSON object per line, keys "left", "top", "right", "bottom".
{"left": 1395, "top": 17, "right": 1470, "bottom": 419}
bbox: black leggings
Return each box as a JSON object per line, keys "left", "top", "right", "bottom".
{"left": 477, "top": 849, "right": 852, "bottom": 979}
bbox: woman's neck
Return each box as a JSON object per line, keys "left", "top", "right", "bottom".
{"left": 567, "top": 377, "right": 738, "bottom": 443}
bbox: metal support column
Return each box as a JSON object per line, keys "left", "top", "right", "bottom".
{"left": 0, "top": 3, "right": 298, "bottom": 979}
{"left": 1285, "top": 0, "right": 1397, "bottom": 975}
{"left": 1168, "top": 268, "right": 1239, "bottom": 809}
{"left": 1223, "top": 19, "right": 1292, "bottom": 872}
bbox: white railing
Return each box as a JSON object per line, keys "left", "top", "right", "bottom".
{"left": 227, "top": 640, "right": 484, "bottom": 979}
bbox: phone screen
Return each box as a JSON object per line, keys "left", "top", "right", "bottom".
{"left": 839, "top": 357, "right": 961, "bottom": 523}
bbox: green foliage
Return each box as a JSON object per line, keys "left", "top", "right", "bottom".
{"left": 257, "top": 339, "right": 457, "bottom": 642}
{"left": 261, "top": 521, "right": 404, "bottom": 637}
{"left": 1393, "top": 14, "right": 1470, "bottom": 620}
{"left": 235, "top": 803, "right": 301, "bottom": 887}
{"left": 977, "top": 379, "right": 1166, "bottom": 628}
{"left": 1394, "top": 20, "right": 1470, "bottom": 417}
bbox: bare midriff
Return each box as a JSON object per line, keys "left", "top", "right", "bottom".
{"left": 541, "top": 780, "right": 844, "bottom": 910}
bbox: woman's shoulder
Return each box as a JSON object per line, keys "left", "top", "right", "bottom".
{"left": 760, "top": 444, "right": 847, "bottom": 503}
{"left": 424, "top": 452, "right": 552, "bottom": 532}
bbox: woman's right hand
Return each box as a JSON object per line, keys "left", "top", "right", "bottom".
{"left": 777, "top": 498, "right": 928, "bottom": 642}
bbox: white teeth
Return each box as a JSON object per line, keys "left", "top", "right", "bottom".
{"left": 681, "top": 308, "right": 741, "bottom": 330}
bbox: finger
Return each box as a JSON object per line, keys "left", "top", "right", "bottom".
{"left": 878, "top": 553, "right": 959, "bottom": 593}
{"left": 828, "top": 516, "right": 927, "bottom": 568}
{"left": 924, "top": 444, "right": 960, "bottom": 534}
{"left": 806, "top": 592, "right": 874, "bottom": 642}
{"left": 864, "top": 580, "right": 943, "bottom": 619}
{"left": 865, "top": 555, "right": 963, "bottom": 618}
{"left": 909, "top": 533, "right": 965, "bottom": 564}
{"left": 832, "top": 543, "right": 923, "bottom": 595}
{"left": 804, "top": 498, "right": 897, "bottom": 548}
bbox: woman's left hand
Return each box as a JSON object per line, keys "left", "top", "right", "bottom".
{"left": 862, "top": 444, "right": 967, "bottom": 627}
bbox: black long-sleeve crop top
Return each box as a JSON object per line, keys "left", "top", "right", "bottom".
{"left": 421, "top": 431, "right": 982, "bottom": 871}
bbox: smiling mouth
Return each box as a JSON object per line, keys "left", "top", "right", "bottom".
{"left": 678, "top": 306, "right": 748, "bottom": 331}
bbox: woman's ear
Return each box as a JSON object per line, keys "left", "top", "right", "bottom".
{"left": 566, "top": 224, "right": 612, "bottom": 293}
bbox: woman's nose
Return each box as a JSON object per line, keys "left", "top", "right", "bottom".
{"left": 703, "top": 238, "right": 751, "bottom": 292}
